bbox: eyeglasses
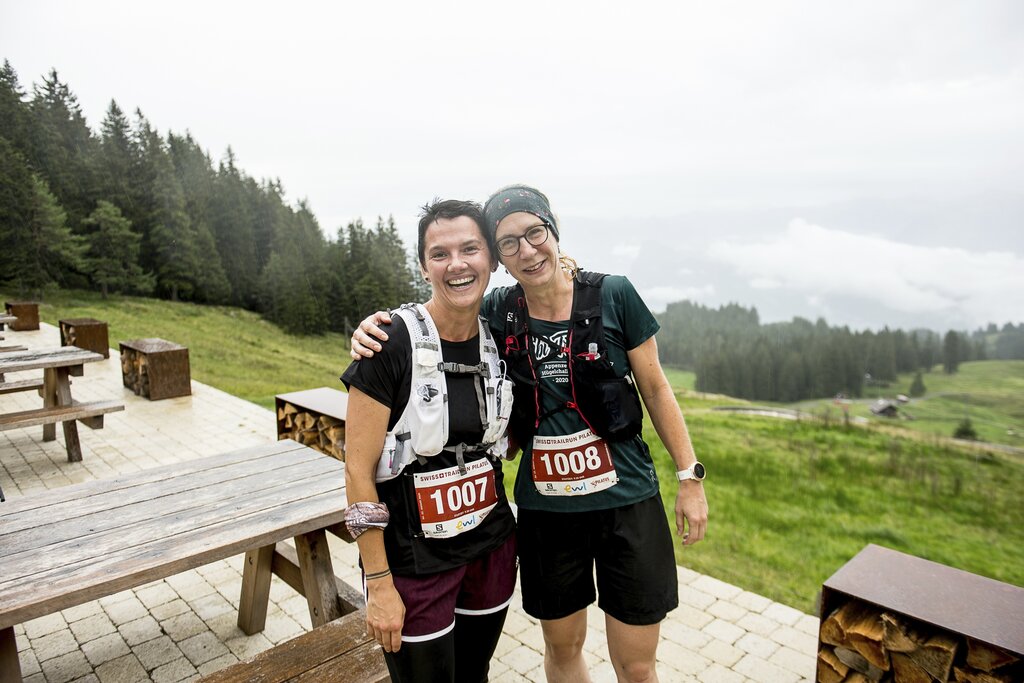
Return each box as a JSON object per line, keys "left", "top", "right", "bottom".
{"left": 496, "top": 224, "right": 550, "bottom": 257}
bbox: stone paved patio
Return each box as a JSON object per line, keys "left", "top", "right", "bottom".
{"left": 1, "top": 323, "right": 818, "bottom": 682}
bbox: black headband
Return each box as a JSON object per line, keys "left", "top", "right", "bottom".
{"left": 483, "top": 186, "right": 559, "bottom": 240}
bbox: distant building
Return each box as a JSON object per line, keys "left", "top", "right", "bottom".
{"left": 870, "top": 399, "right": 899, "bottom": 417}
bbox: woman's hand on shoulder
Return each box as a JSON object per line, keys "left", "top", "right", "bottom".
{"left": 350, "top": 311, "right": 393, "bottom": 360}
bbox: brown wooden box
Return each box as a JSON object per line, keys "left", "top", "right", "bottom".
{"left": 4, "top": 301, "right": 40, "bottom": 331}
{"left": 59, "top": 318, "right": 110, "bottom": 358}
{"left": 119, "top": 338, "right": 191, "bottom": 400}
{"left": 818, "top": 544, "right": 1024, "bottom": 682}
{"left": 275, "top": 387, "right": 348, "bottom": 460}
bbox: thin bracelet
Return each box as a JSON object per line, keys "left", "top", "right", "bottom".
{"left": 365, "top": 568, "right": 392, "bottom": 581}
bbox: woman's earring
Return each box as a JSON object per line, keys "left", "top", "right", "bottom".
{"left": 423, "top": 276, "right": 429, "bottom": 282}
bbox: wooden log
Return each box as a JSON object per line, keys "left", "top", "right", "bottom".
{"left": 891, "top": 653, "right": 931, "bottom": 683}
{"left": 908, "top": 632, "right": 958, "bottom": 682}
{"left": 822, "top": 600, "right": 890, "bottom": 671}
{"left": 821, "top": 600, "right": 879, "bottom": 647}
{"left": 817, "top": 647, "right": 849, "bottom": 683}
{"left": 953, "top": 665, "right": 1016, "bottom": 683}
{"left": 882, "top": 612, "right": 927, "bottom": 653}
{"left": 834, "top": 646, "right": 885, "bottom": 681}
{"left": 966, "top": 639, "right": 1018, "bottom": 673}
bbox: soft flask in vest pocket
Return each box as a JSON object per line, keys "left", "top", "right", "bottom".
{"left": 408, "top": 346, "right": 447, "bottom": 457}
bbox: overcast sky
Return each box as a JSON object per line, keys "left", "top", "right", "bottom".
{"left": 3, "top": 1, "right": 1022, "bottom": 331}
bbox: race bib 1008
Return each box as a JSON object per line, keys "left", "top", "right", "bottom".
{"left": 414, "top": 458, "right": 498, "bottom": 539}
{"left": 531, "top": 429, "right": 618, "bottom": 496}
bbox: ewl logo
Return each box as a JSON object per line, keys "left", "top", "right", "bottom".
{"left": 456, "top": 516, "right": 478, "bottom": 531}
{"left": 564, "top": 483, "right": 587, "bottom": 493}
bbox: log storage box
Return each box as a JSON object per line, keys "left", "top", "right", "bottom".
{"left": 59, "top": 318, "right": 110, "bottom": 358}
{"left": 119, "top": 338, "right": 191, "bottom": 400}
{"left": 275, "top": 387, "right": 348, "bottom": 460}
{"left": 4, "top": 301, "right": 40, "bottom": 331}
{"left": 817, "top": 544, "right": 1023, "bottom": 682}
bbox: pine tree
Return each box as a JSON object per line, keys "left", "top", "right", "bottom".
{"left": 943, "top": 331, "right": 961, "bottom": 374}
{"left": 908, "top": 371, "right": 926, "bottom": 398}
{"left": 97, "top": 100, "right": 137, "bottom": 215}
{"left": 81, "top": 200, "right": 154, "bottom": 297}
{"left": 0, "top": 60, "right": 31, "bottom": 158}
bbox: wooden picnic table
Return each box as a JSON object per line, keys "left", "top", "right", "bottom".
{"left": 0, "top": 346, "right": 124, "bottom": 461}
{"left": 0, "top": 439, "right": 359, "bottom": 681}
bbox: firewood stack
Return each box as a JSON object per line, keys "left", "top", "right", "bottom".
{"left": 120, "top": 348, "right": 150, "bottom": 397}
{"left": 277, "top": 400, "right": 346, "bottom": 461}
{"left": 818, "top": 600, "right": 1021, "bottom": 682}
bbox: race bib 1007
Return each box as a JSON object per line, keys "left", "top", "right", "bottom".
{"left": 414, "top": 458, "right": 498, "bottom": 539}
{"left": 531, "top": 429, "right": 618, "bottom": 496}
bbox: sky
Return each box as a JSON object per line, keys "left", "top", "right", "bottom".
{"left": 3, "top": 1, "right": 1023, "bottom": 332}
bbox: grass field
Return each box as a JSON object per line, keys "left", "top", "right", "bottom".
{"left": 793, "top": 361, "right": 1024, "bottom": 449}
{"left": 6, "top": 288, "right": 1023, "bottom": 614}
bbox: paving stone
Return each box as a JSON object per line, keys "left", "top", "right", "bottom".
{"left": 737, "top": 611, "right": 777, "bottom": 636}
{"left": 94, "top": 653, "right": 148, "bottom": 683}
{"left": 769, "top": 644, "right": 817, "bottom": 678}
{"left": 62, "top": 601, "right": 104, "bottom": 623}
{"left": 30, "top": 628, "right": 78, "bottom": 662}
{"left": 692, "top": 575, "right": 744, "bottom": 600}
{"left": 196, "top": 652, "right": 240, "bottom": 676}
{"left": 493, "top": 633, "right": 522, "bottom": 659}
{"left": 735, "top": 631, "right": 780, "bottom": 658}
{"left": 150, "top": 656, "right": 198, "bottom": 683}
{"left": 679, "top": 584, "right": 717, "bottom": 610}
{"left": 99, "top": 597, "right": 147, "bottom": 629}
{"left": 794, "top": 613, "right": 820, "bottom": 637}
{"left": 734, "top": 590, "right": 774, "bottom": 613}
{"left": 697, "top": 662, "right": 746, "bottom": 682}
{"left": 70, "top": 675, "right": 100, "bottom": 683}
{"left": 98, "top": 591, "right": 137, "bottom": 611}
{"left": 224, "top": 633, "right": 274, "bottom": 660}
{"left": 769, "top": 624, "right": 818, "bottom": 654}
{"left": 733, "top": 653, "right": 802, "bottom": 682}
{"left": 499, "top": 643, "right": 545, "bottom": 675}
{"left": 702, "top": 618, "right": 745, "bottom": 645}
{"left": 135, "top": 583, "right": 179, "bottom": 610}
{"left": 18, "top": 647, "right": 41, "bottom": 676}
{"left": 661, "top": 619, "right": 712, "bottom": 650}
{"left": 40, "top": 650, "right": 92, "bottom": 683}
{"left": 203, "top": 612, "right": 245, "bottom": 642}
{"left": 134, "top": 635, "right": 183, "bottom": 671}
{"left": 69, "top": 613, "right": 118, "bottom": 643}
{"left": 23, "top": 612, "right": 68, "bottom": 640}
{"left": 151, "top": 599, "right": 192, "bottom": 621}
{"left": 674, "top": 603, "right": 715, "bottom": 630}
{"left": 500, "top": 610, "right": 533, "bottom": 638}
{"left": 707, "top": 599, "right": 749, "bottom": 623}
{"left": 81, "top": 632, "right": 131, "bottom": 666}
{"left": 119, "top": 615, "right": 163, "bottom": 646}
{"left": 23, "top": 673, "right": 46, "bottom": 683}
{"left": 178, "top": 631, "right": 230, "bottom": 666}
{"left": 659, "top": 644, "right": 712, "bottom": 676}
{"left": 701, "top": 637, "right": 745, "bottom": 667}
{"left": 160, "top": 612, "right": 207, "bottom": 642}
{"left": 677, "top": 566, "right": 702, "bottom": 584}
{"left": 762, "top": 602, "right": 806, "bottom": 627}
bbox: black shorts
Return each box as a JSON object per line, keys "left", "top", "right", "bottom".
{"left": 516, "top": 494, "right": 678, "bottom": 625}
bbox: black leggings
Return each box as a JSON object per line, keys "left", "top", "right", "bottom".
{"left": 383, "top": 607, "right": 509, "bottom": 683}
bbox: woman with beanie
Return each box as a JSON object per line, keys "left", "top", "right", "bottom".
{"left": 352, "top": 186, "right": 708, "bottom": 683}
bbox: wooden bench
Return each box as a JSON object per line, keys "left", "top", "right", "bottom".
{"left": 200, "top": 610, "right": 389, "bottom": 683}
{"left": 0, "top": 378, "right": 46, "bottom": 396}
{"left": 0, "top": 400, "right": 124, "bottom": 432}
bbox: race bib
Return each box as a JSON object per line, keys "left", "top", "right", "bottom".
{"left": 414, "top": 458, "right": 498, "bottom": 539}
{"left": 531, "top": 428, "right": 618, "bottom": 496}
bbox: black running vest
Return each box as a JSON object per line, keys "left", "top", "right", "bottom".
{"left": 500, "top": 271, "right": 645, "bottom": 444}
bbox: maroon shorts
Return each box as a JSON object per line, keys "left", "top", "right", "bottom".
{"left": 377, "top": 534, "right": 517, "bottom": 642}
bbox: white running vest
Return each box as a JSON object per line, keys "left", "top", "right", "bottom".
{"left": 375, "top": 304, "right": 512, "bottom": 482}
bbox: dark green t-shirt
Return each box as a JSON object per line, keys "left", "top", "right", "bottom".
{"left": 482, "top": 274, "right": 662, "bottom": 512}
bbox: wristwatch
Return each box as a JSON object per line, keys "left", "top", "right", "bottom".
{"left": 676, "top": 462, "right": 706, "bottom": 482}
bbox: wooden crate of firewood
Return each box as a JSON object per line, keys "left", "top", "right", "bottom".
{"left": 119, "top": 338, "right": 191, "bottom": 400}
{"left": 817, "top": 544, "right": 1023, "bottom": 683}
{"left": 275, "top": 387, "right": 348, "bottom": 461}
{"left": 60, "top": 317, "right": 110, "bottom": 358}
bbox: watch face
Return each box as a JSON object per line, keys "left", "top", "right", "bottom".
{"left": 693, "top": 462, "right": 706, "bottom": 479}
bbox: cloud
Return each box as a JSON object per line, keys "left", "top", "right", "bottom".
{"left": 642, "top": 285, "right": 716, "bottom": 313}
{"left": 706, "top": 219, "right": 1024, "bottom": 327}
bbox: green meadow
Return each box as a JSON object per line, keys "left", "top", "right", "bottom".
{"left": 7, "top": 289, "right": 1023, "bottom": 614}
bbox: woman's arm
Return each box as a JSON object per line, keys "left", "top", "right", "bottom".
{"left": 344, "top": 387, "right": 406, "bottom": 651}
{"left": 627, "top": 335, "right": 709, "bottom": 546}
{"left": 350, "top": 311, "right": 393, "bottom": 360}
